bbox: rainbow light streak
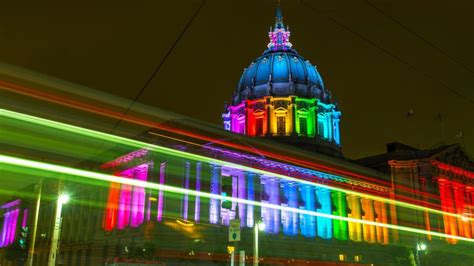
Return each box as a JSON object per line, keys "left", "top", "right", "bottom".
{"left": 2, "top": 154, "right": 474, "bottom": 243}
{"left": 5, "top": 80, "right": 436, "bottom": 197}
{"left": 0, "top": 80, "right": 393, "bottom": 188}
{"left": 1, "top": 109, "right": 469, "bottom": 221}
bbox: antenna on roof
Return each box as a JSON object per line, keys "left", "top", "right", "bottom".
{"left": 436, "top": 112, "right": 447, "bottom": 145}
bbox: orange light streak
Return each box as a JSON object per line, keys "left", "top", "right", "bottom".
{"left": 0, "top": 80, "right": 445, "bottom": 204}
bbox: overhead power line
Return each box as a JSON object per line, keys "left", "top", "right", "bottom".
{"left": 111, "top": 0, "right": 207, "bottom": 133}
{"left": 299, "top": 0, "right": 474, "bottom": 106}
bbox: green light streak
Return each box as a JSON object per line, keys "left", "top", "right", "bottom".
{"left": 1, "top": 154, "right": 473, "bottom": 243}
{"left": 0, "top": 108, "right": 470, "bottom": 221}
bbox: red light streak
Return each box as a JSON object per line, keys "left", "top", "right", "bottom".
{"left": 0, "top": 80, "right": 449, "bottom": 205}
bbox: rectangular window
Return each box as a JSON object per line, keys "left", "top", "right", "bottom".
{"left": 277, "top": 116, "right": 286, "bottom": 135}
{"left": 339, "top": 254, "right": 346, "bottom": 262}
{"left": 299, "top": 117, "right": 307, "bottom": 136}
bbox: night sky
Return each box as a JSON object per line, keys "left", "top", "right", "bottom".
{"left": 0, "top": 0, "right": 472, "bottom": 159}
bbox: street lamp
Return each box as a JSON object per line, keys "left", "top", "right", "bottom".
{"left": 58, "top": 194, "right": 70, "bottom": 205}
{"left": 417, "top": 242, "right": 427, "bottom": 251}
{"left": 253, "top": 220, "right": 265, "bottom": 266}
{"left": 415, "top": 241, "right": 427, "bottom": 266}
{"left": 48, "top": 193, "right": 70, "bottom": 266}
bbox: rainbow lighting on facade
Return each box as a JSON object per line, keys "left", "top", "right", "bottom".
{"left": 3, "top": 105, "right": 474, "bottom": 256}
{"left": 223, "top": 5, "right": 341, "bottom": 149}
{"left": 0, "top": 199, "right": 22, "bottom": 248}
{"left": 3, "top": 154, "right": 474, "bottom": 244}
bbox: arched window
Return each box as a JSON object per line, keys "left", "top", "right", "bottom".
{"left": 318, "top": 112, "right": 332, "bottom": 140}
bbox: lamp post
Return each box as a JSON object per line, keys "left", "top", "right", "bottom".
{"left": 26, "top": 179, "right": 42, "bottom": 266}
{"left": 253, "top": 220, "right": 265, "bottom": 266}
{"left": 415, "top": 241, "right": 427, "bottom": 266}
{"left": 48, "top": 193, "right": 70, "bottom": 266}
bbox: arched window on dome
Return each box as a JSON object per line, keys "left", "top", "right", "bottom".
{"left": 247, "top": 101, "right": 267, "bottom": 136}
{"left": 295, "top": 98, "right": 316, "bottom": 137}
{"left": 317, "top": 113, "right": 329, "bottom": 140}
{"left": 317, "top": 103, "right": 335, "bottom": 141}
{"left": 270, "top": 97, "right": 293, "bottom": 136}
{"left": 229, "top": 103, "right": 246, "bottom": 135}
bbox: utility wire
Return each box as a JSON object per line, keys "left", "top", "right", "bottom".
{"left": 364, "top": 0, "right": 473, "bottom": 75}
{"left": 299, "top": 0, "right": 474, "bottom": 106}
{"left": 85, "top": 0, "right": 206, "bottom": 163}
{"left": 111, "top": 0, "right": 207, "bottom": 133}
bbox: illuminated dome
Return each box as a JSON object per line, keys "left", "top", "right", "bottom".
{"left": 223, "top": 4, "right": 342, "bottom": 157}
{"left": 233, "top": 6, "right": 330, "bottom": 105}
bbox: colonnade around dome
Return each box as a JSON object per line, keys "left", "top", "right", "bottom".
{"left": 223, "top": 96, "right": 341, "bottom": 145}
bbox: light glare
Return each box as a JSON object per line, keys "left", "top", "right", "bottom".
{"left": 58, "top": 194, "right": 70, "bottom": 204}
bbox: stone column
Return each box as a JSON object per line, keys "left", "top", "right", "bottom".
{"left": 181, "top": 162, "right": 191, "bottom": 221}
{"left": 361, "top": 198, "right": 376, "bottom": 243}
{"left": 281, "top": 181, "right": 298, "bottom": 236}
{"left": 346, "top": 195, "right": 362, "bottom": 242}
{"left": 0, "top": 211, "right": 10, "bottom": 247}
{"left": 467, "top": 187, "right": 474, "bottom": 237}
{"left": 315, "top": 187, "right": 332, "bottom": 239}
{"left": 374, "top": 200, "right": 389, "bottom": 244}
{"left": 194, "top": 162, "right": 202, "bottom": 223}
{"left": 331, "top": 191, "right": 348, "bottom": 241}
{"left": 209, "top": 164, "right": 222, "bottom": 224}
{"left": 157, "top": 163, "right": 166, "bottom": 222}
{"left": 438, "top": 179, "right": 458, "bottom": 244}
{"left": 299, "top": 185, "right": 316, "bottom": 238}
{"left": 269, "top": 178, "right": 280, "bottom": 234}
{"left": 238, "top": 172, "right": 247, "bottom": 227}
{"left": 246, "top": 172, "right": 257, "bottom": 227}
{"left": 453, "top": 182, "right": 471, "bottom": 238}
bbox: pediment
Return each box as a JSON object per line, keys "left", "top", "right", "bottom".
{"left": 431, "top": 145, "right": 474, "bottom": 172}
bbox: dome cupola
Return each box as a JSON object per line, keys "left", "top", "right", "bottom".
{"left": 223, "top": 4, "right": 342, "bottom": 157}
{"left": 233, "top": 5, "right": 330, "bottom": 105}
